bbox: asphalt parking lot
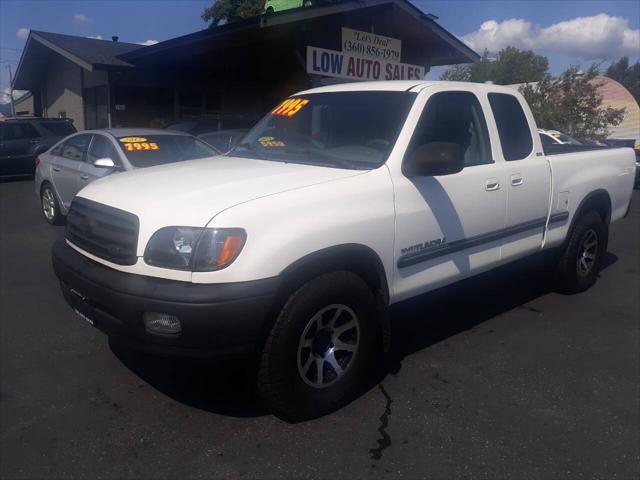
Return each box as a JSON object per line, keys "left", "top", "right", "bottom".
{"left": 0, "top": 178, "right": 638, "bottom": 479}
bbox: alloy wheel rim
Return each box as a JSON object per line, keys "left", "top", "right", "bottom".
{"left": 576, "top": 228, "right": 598, "bottom": 277}
{"left": 297, "top": 304, "right": 360, "bottom": 389}
{"left": 42, "top": 189, "right": 56, "bottom": 221}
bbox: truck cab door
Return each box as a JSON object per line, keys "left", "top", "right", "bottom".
{"left": 486, "top": 93, "right": 551, "bottom": 263}
{"left": 392, "top": 89, "right": 507, "bottom": 302}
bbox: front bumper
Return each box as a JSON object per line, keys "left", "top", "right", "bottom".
{"left": 52, "top": 238, "right": 280, "bottom": 358}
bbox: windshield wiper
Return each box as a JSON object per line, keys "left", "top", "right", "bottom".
{"left": 232, "top": 142, "right": 268, "bottom": 160}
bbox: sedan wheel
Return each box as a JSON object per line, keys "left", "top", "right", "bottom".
{"left": 42, "top": 189, "right": 56, "bottom": 221}
{"left": 40, "top": 185, "right": 63, "bottom": 225}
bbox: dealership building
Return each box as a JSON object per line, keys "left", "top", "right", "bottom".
{"left": 11, "top": 0, "right": 478, "bottom": 131}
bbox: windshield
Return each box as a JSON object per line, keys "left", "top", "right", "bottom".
{"left": 228, "top": 91, "right": 416, "bottom": 170}
{"left": 116, "top": 135, "right": 219, "bottom": 168}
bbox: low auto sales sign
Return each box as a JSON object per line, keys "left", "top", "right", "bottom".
{"left": 306, "top": 28, "right": 425, "bottom": 81}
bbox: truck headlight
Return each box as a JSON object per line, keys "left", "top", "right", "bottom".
{"left": 144, "top": 227, "right": 246, "bottom": 271}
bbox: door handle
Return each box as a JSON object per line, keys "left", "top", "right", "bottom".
{"left": 80, "top": 174, "right": 89, "bottom": 180}
{"left": 485, "top": 179, "right": 500, "bottom": 191}
{"left": 29, "top": 140, "right": 39, "bottom": 145}
{"left": 511, "top": 175, "right": 524, "bottom": 186}
{"left": 52, "top": 166, "right": 61, "bottom": 172}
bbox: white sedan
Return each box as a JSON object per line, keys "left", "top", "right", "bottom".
{"left": 35, "top": 128, "right": 219, "bottom": 224}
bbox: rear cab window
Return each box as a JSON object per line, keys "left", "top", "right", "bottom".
{"left": 115, "top": 134, "right": 218, "bottom": 168}
{"left": 488, "top": 93, "right": 533, "bottom": 161}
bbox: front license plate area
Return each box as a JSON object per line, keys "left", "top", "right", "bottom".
{"left": 69, "top": 288, "right": 96, "bottom": 327}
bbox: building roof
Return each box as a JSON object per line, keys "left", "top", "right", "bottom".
{"left": 594, "top": 75, "right": 640, "bottom": 145}
{"left": 13, "top": 0, "right": 478, "bottom": 90}
{"left": 122, "top": 0, "right": 479, "bottom": 66}
{"left": 31, "top": 31, "right": 143, "bottom": 68}
{"left": 12, "top": 31, "right": 144, "bottom": 89}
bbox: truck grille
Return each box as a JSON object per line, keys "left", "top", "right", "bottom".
{"left": 65, "top": 198, "right": 139, "bottom": 265}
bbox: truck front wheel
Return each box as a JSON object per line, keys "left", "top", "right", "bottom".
{"left": 554, "top": 210, "right": 607, "bottom": 293}
{"left": 257, "top": 271, "right": 378, "bottom": 421}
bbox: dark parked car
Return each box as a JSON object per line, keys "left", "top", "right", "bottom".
{"left": 0, "top": 117, "right": 77, "bottom": 176}
{"left": 198, "top": 129, "right": 249, "bottom": 154}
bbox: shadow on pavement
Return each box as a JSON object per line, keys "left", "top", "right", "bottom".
{"left": 110, "top": 250, "right": 618, "bottom": 420}
{"left": 0, "top": 175, "right": 34, "bottom": 184}
{"left": 109, "top": 338, "right": 268, "bottom": 418}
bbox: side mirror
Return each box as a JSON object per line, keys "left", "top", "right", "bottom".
{"left": 404, "top": 142, "right": 465, "bottom": 177}
{"left": 93, "top": 157, "right": 116, "bottom": 169}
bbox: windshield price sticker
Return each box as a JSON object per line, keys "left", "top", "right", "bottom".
{"left": 272, "top": 98, "right": 310, "bottom": 117}
{"left": 259, "top": 136, "right": 285, "bottom": 147}
{"left": 119, "top": 137, "right": 147, "bottom": 143}
{"left": 123, "top": 142, "right": 159, "bottom": 151}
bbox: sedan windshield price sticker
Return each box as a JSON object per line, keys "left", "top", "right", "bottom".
{"left": 122, "top": 142, "right": 159, "bottom": 151}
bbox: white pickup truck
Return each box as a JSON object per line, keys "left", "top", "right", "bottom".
{"left": 52, "top": 81, "right": 636, "bottom": 420}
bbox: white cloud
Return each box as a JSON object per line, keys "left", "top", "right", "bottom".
{"left": 138, "top": 39, "right": 159, "bottom": 46}
{"left": 73, "top": 13, "right": 93, "bottom": 24}
{"left": 87, "top": 35, "right": 103, "bottom": 40}
{"left": 0, "top": 88, "right": 28, "bottom": 105}
{"left": 462, "top": 14, "right": 640, "bottom": 60}
{"left": 16, "top": 27, "right": 29, "bottom": 40}
{"left": 463, "top": 19, "right": 536, "bottom": 53}
{"left": 538, "top": 14, "right": 640, "bottom": 59}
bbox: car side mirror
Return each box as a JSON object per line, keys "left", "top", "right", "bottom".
{"left": 404, "top": 142, "right": 465, "bottom": 177}
{"left": 93, "top": 157, "right": 116, "bottom": 169}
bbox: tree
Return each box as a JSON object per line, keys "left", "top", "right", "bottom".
{"left": 440, "top": 47, "right": 549, "bottom": 85}
{"left": 202, "top": 0, "right": 264, "bottom": 27}
{"left": 520, "top": 64, "right": 625, "bottom": 141}
{"left": 605, "top": 57, "right": 640, "bottom": 104}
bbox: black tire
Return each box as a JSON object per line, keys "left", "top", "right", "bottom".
{"left": 40, "top": 183, "right": 64, "bottom": 225}
{"left": 257, "top": 271, "right": 378, "bottom": 422}
{"left": 265, "top": 6, "right": 274, "bottom": 14}
{"left": 554, "top": 210, "right": 607, "bottom": 294}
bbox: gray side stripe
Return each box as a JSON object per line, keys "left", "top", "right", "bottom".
{"left": 398, "top": 211, "right": 570, "bottom": 268}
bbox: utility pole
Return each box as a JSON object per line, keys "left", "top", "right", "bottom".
{"left": 7, "top": 63, "right": 15, "bottom": 116}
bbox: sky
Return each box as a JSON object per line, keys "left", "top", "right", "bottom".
{"left": 1, "top": 0, "right": 639, "bottom": 103}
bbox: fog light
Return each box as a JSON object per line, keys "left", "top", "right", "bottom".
{"left": 143, "top": 312, "right": 181, "bottom": 335}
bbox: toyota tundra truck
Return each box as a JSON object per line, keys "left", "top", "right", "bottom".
{"left": 52, "top": 81, "right": 636, "bottom": 420}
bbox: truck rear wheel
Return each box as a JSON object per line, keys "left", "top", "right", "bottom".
{"left": 257, "top": 271, "right": 378, "bottom": 421}
{"left": 554, "top": 210, "right": 607, "bottom": 293}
